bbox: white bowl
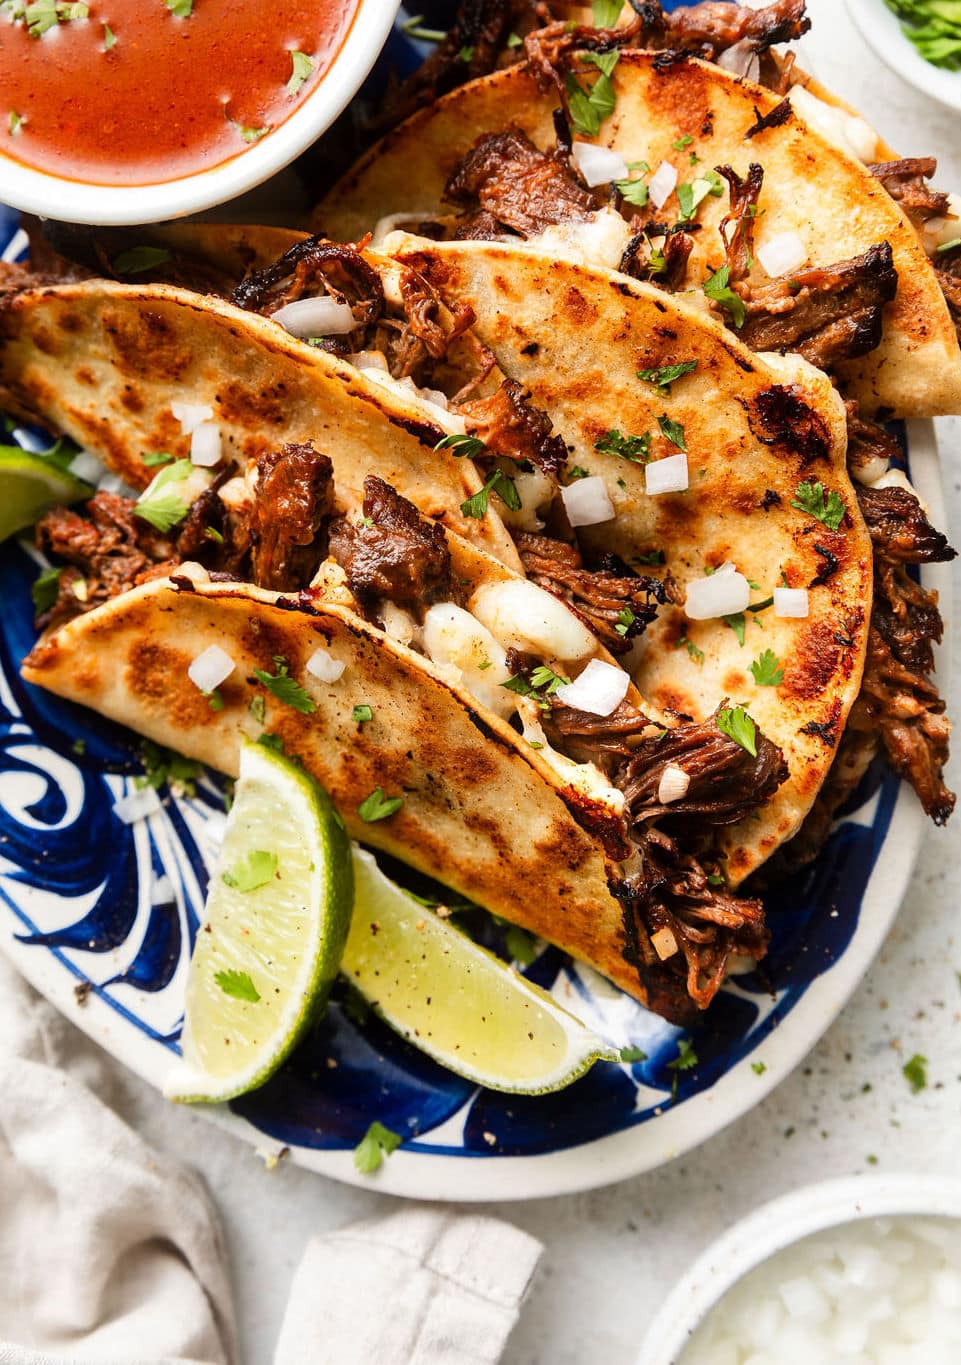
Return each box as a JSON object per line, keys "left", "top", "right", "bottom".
{"left": 846, "top": 0, "right": 961, "bottom": 114}
{"left": 0, "top": 0, "right": 401, "bottom": 226}
{"left": 636, "top": 1174, "right": 961, "bottom": 1365}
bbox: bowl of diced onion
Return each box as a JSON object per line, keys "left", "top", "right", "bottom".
{"left": 636, "top": 1175, "right": 961, "bottom": 1365}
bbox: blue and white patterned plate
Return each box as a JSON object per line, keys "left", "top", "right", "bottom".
{"left": 0, "top": 7, "right": 951, "bottom": 1199}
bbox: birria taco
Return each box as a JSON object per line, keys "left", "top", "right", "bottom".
{"left": 317, "top": 41, "right": 961, "bottom": 418}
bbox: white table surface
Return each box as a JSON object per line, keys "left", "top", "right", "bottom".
{"left": 52, "top": 4, "right": 961, "bottom": 1361}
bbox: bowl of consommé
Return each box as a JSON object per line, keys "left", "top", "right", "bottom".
{"left": 636, "top": 1175, "right": 961, "bottom": 1365}
{"left": 0, "top": 0, "right": 399, "bottom": 225}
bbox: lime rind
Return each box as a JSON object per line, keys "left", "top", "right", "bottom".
{"left": 0, "top": 446, "right": 93, "bottom": 542}
{"left": 343, "top": 848, "right": 617, "bottom": 1095}
{"left": 166, "top": 737, "right": 352, "bottom": 1104}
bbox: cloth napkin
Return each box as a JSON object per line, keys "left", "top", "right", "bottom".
{"left": 0, "top": 952, "right": 543, "bottom": 1365}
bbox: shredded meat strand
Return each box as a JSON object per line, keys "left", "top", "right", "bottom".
{"left": 328, "top": 475, "right": 453, "bottom": 611}
{"left": 736, "top": 241, "right": 898, "bottom": 370}
{"left": 249, "top": 443, "right": 335, "bottom": 592}
{"left": 868, "top": 158, "right": 950, "bottom": 229}
{"left": 231, "top": 237, "right": 384, "bottom": 330}
{"left": 717, "top": 163, "right": 764, "bottom": 284}
{"left": 457, "top": 379, "right": 567, "bottom": 477}
{"left": 640, "top": 0, "right": 809, "bottom": 57}
{"left": 515, "top": 531, "right": 665, "bottom": 656}
{"left": 444, "top": 129, "right": 595, "bottom": 238}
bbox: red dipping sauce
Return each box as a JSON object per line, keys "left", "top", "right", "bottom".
{"left": 0, "top": 0, "right": 360, "bottom": 185}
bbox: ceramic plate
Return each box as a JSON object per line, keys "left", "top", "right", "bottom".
{"left": 0, "top": 8, "right": 950, "bottom": 1200}
{"left": 846, "top": 0, "right": 961, "bottom": 113}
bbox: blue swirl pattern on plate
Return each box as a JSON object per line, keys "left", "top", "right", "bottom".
{"left": 0, "top": 4, "right": 902, "bottom": 1161}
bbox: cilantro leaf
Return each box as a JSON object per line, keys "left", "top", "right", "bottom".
{"left": 435, "top": 432, "right": 487, "bottom": 460}
{"left": 358, "top": 787, "right": 404, "bottom": 823}
{"left": 791, "top": 480, "right": 847, "bottom": 531}
{"left": 614, "top": 606, "right": 635, "bottom": 637}
{"left": 253, "top": 657, "right": 317, "bottom": 714}
{"left": 286, "top": 50, "right": 314, "bottom": 97}
{"left": 132, "top": 493, "right": 189, "bottom": 534}
{"left": 581, "top": 49, "right": 619, "bottom": 77}
{"left": 594, "top": 429, "right": 651, "bottom": 463}
{"left": 619, "top": 1045, "right": 648, "bottom": 1063}
{"left": 657, "top": 414, "right": 687, "bottom": 451}
{"left": 750, "top": 649, "right": 784, "bottom": 687}
{"left": 214, "top": 969, "right": 261, "bottom": 1002}
{"left": 222, "top": 849, "right": 278, "bottom": 893}
{"left": 591, "top": 0, "right": 622, "bottom": 24}
{"left": 751, "top": 1060, "right": 767, "bottom": 1075}
{"left": 31, "top": 565, "right": 62, "bottom": 614}
{"left": 673, "top": 134, "right": 693, "bottom": 150}
{"left": 137, "top": 740, "right": 201, "bottom": 797}
{"left": 458, "top": 44, "right": 474, "bottom": 62}
{"left": 568, "top": 465, "right": 590, "bottom": 480}
{"left": 615, "top": 176, "right": 649, "bottom": 207}
{"left": 506, "top": 30, "right": 522, "bottom": 49}
{"left": 565, "top": 54, "right": 618, "bottom": 138}
{"left": 667, "top": 1037, "right": 698, "bottom": 1100}
{"left": 675, "top": 635, "right": 704, "bottom": 665}
{"left": 165, "top": 0, "right": 192, "bottom": 15}
{"left": 637, "top": 360, "right": 697, "bottom": 391}
{"left": 238, "top": 124, "right": 270, "bottom": 144}
{"left": 717, "top": 705, "right": 757, "bottom": 757}
{"left": 723, "top": 613, "right": 746, "bottom": 646}
{"left": 902, "top": 1053, "right": 928, "bottom": 1093}
{"left": 353, "top": 1120, "right": 403, "bottom": 1174}
{"left": 703, "top": 263, "right": 746, "bottom": 328}
{"left": 8, "top": 109, "right": 24, "bottom": 135}
{"left": 102, "top": 20, "right": 115, "bottom": 47}
{"left": 112, "top": 245, "right": 173, "bottom": 276}
{"left": 352, "top": 704, "right": 373, "bottom": 724}
{"left": 461, "top": 468, "right": 520, "bottom": 519}
{"left": 501, "top": 666, "right": 570, "bottom": 711}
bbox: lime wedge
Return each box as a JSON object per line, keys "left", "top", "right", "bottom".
{"left": 0, "top": 444, "right": 92, "bottom": 541}
{"left": 343, "top": 849, "right": 617, "bottom": 1093}
{"left": 166, "top": 738, "right": 353, "bottom": 1103}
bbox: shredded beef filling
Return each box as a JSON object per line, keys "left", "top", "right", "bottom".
{"left": 868, "top": 158, "right": 950, "bottom": 230}
{"left": 231, "top": 237, "right": 384, "bottom": 333}
{"left": 444, "top": 128, "right": 595, "bottom": 238}
{"left": 735, "top": 241, "right": 898, "bottom": 370}
{"left": 515, "top": 531, "right": 665, "bottom": 655}
{"left": 328, "top": 474, "right": 453, "bottom": 612}
{"left": 936, "top": 246, "right": 961, "bottom": 344}
{"left": 249, "top": 443, "right": 335, "bottom": 592}
{"left": 619, "top": 224, "right": 697, "bottom": 289}
{"left": 718, "top": 163, "right": 764, "bottom": 284}
{"left": 457, "top": 379, "right": 568, "bottom": 477}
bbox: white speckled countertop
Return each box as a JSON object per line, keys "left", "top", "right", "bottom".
{"left": 49, "top": 4, "right": 961, "bottom": 1361}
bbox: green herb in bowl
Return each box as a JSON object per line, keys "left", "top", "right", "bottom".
{"left": 884, "top": 0, "right": 961, "bottom": 68}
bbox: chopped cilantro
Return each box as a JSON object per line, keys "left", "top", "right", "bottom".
{"left": 614, "top": 606, "right": 635, "bottom": 637}
{"left": 723, "top": 613, "right": 746, "bottom": 646}
{"left": 501, "top": 665, "right": 570, "bottom": 711}
{"left": 164, "top": 0, "right": 192, "bottom": 15}
{"left": 20, "top": 0, "right": 88, "bottom": 37}
{"left": 791, "top": 480, "right": 847, "bottom": 531}
{"left": 253, "top": 656, "right": 317, "bottom": 714}
{"left": 676, "top": 635, "right": 704, "bottom": 665}
{"left": 568, "top": 465, "right": 590, "bottom": 480}
{"left": 286, "top": 50, "right": 314, "bottom": 97}
{"left": 937, "top": 238, "right": 961, "bottom": 254}
{"left": 458, "top": 44, "right": 474, "bottom": 62}
{"left": 222, "top": 849, "right": 277, "bottom": 892}
{"left": 506, "top": 30, "right": 522, "bottom": 49}
{"left": 112, "top": 245, "right": 173, "bottom": 275}
{"left": 141, "top": 451, "right": 174, "bottom": 467}
{"left": 615, "top": 176, "right": 649, "bottom": 207}
{"left": 204, "top": 526, "right": 224, "bottom": 544}
{"left": 672, "top": 134, "right": 693, "bottom": 150}
{"left": 352, "top": 703, "right": 373, "bottom": 724}
{"left": 435, "top": 432, "right": 487, "bottom": 460}
{"left": 132, "top": 493, "right": 189, "bottom": 534}
{"left": 137, "top": 740, "right": 201, "bottom": 797}
{"left": 358, "top": 787, "right": 404, "bottom": 823}
{"left": 592, "top": 0, "right": 623, "bottom": 23}
{"left": 8, "top": 109, "right": 24, "bottom": 135}
{"left": 505, "top": 925, "right": 537, "bottom": 965}
{"left": 866, "top": 1154, "right": 878, "bottom": 1165}
{"left": 461, "top": 468, "right": 520, "bottom": 519}
{"left": 667, "top": 1037, "right": 698, "bottom": 1099}
{"left": 751, "top": 1060, "right": 767, "bottom": 1075}
{"left": 353, "top": 1120, "right": 403, "bottom": 1174}
{"left": 478, "top": 659, "right": 493, "bottom": 670}
{"left": 676, "top": 178, "right": 717, "bottom": 221}
{"left": 717, "top": 705, "right": 757, "bottom": 757}
{"left": 637, "top": 360, "right": 697, "bottom": 391}
{"left": 256, "top": 732, "right": 285, "bottom": 753}
{"left": 214, "top": 969, "right": 261, "bottom": 1002}
{"left": 619, "top": 1045, "right": 648, "bottom": 1063}
{"left": 635, "top": 549, "right": 666, "bottom": 565}
{"left": 703, "top": 263, "right": 746, "bottom": 327}
{"left": 657, "top": 414, "right": 687, "bottom": 451}
{"left": 565, "top": 51, "right": 618, "bottom": 138}
{"left": 902, "top": 1053, "right": 928, "bottom": 1093}
{"left": 72, "top": 738, "right": 86, "bottom": 756}
{"left": 31, "top": 565, "right": 62, "bottom": 614}
{"left": 102, "top": 20, "right": 115, "bottom": 47}
{"left": 707, "top": 872, "right": 725, "bottom": 887}
{"left": 750, "top": 649, "right": 784, "bottom": 687}
{"left": 594, "top": 428, "right": 651, "bottom": 463}
{"left": 205, "top": 689, "right": 225, "bottom": 712}
{"left": 249, "top": 694, "right": 266, "bottom": 724}
{"left": 238, "top": 124, "right": 270, "bottom": 144}
{"left": 400, "top": 15, "right": 446, "bottom": 41}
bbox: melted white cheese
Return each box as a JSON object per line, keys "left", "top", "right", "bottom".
{"left": 527, "top": 207, "right": 634, "bottom": 272}
{"left": 421, "top": 603, "right": 514, "bottom": 718}
{"left": 469, "top": 579, "right": 598, "bottom": 661}
{"left": 788, "top": 85, "right": 880, "bottom": 164}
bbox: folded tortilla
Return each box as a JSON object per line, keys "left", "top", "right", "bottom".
{"left": 317, "top": 50, "right": 961, "bottom": 417}
{"left": 0, "top": 278, "right": 520, "bottom": 571}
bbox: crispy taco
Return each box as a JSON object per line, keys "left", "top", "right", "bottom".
{"left": 316, "top": 42, "right": 961, "bottom": 417}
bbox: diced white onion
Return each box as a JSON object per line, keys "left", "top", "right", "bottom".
{"left": 470, "top": 580, "right": 597, "bottom": 661}
{"left": 305, "top": 648, "right": 345, "bottom": 683}
{"left": 561, "top": 475, "right": 615, "bottom": 527}
{"left": 379, "top": 601, "right": 420, "bottom": 647}
{"left": 555, "top": 659, "right": 630, "bottom": 717}
{"left": 421, "top": 603, "right": 513, "bottom": 718}
{"left": 171, "top": 401, "right": 214, "bottom": 435}
{"left": 272, "top": 296, "right": 357, "bottom": 338}
{"left": 648, "top": 160, "right": 678, "bottom": 210}
{"left": 651, "top": 926, "right": 679, "bottom": 961}
{"left": 774, "top": 586, "right": 809, "bottom": 618}
{"left": 657, "top": 764, "right": 690, "bottom": 804}
{"left": 190, "top": 421, "right": 222, "bottom": 468}
{"left": 69, "top": 450, "right": 105, "bottom": 484}
{"left": 187, "top": 644, "right": 235, "bottom": 693}
{"left": 715, "top": 38, "right": 760, "bottom": 82}
{"left": 571, "top": 140, "right": 629, "bottom": 187}
{"left": 851, "top": 454, "right": 890, "bottom": 486}
{"left": 645, "top": 453, "right": 689, "bottom": 496}
{"left": 350, "top": 349, "right": 389, "bottom": 372}
{"left": 757, "top": 230, "right": 808, "bottom": 279}
{"left": 685, "top": 563, "right": 751, "bottom": 620}
{"left": 175, "top": 561, "right": 210, "bottom": 584}
{"left": 113, "top": 786, "right": 162, "bottom": 825}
